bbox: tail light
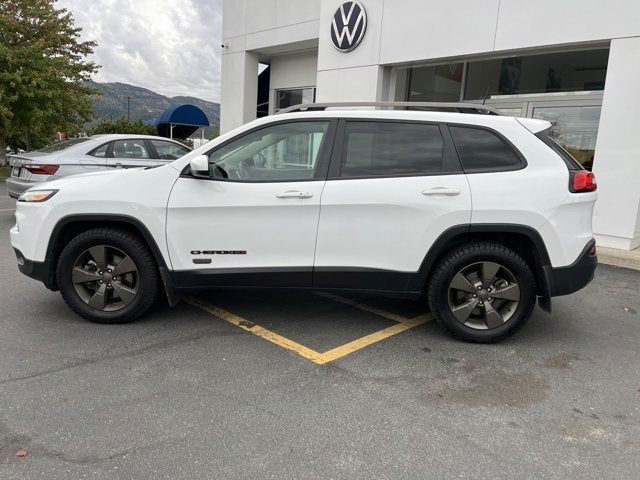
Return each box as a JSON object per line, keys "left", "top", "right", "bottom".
{"left": 570, "top": 170, "right": 597, "bottom": 193}
{"left": 24, "top": 164, "right": 60, "bottom": 175}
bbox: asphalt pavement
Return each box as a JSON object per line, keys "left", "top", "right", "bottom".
{"left": 0, "top": 182, "right": 638, "bottom": 479}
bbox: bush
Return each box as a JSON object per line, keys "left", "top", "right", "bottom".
{"left": 90, "top": 118, "right": 157, "bottom": 136}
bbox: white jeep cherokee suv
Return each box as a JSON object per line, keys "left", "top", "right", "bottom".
{"left": 11, "top": 103, "right": 598, "bottom": 343}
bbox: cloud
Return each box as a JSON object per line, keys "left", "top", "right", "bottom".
{"left": 56, "top": 0, "right": 222, "bottom": 102}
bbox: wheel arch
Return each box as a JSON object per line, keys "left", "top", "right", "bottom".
{"left": 44, "top": 214, "right": 169, "bottom": 291}
{"left": 409, "top": 224, "right": 552, "bottom": 297}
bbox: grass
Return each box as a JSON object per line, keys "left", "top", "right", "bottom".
{"left": 0, "top": 165, "right": 11, "bottom": 179}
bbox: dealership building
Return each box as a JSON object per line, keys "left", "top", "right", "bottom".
{"left": 221, "top": 0, "right": 640, "bottom": 251}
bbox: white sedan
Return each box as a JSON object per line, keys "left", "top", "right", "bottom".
{"left": 6, "top": 134, "right": 191, "bottom": 198}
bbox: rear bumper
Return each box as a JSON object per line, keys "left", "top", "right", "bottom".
{"left": 544, "top": 239, "right": 597, "bottom": 297}
{"left": 6, "top": 177, "right": 37, "bottom": 198}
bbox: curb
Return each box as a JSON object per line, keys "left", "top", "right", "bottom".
{"left": 598, "top": 246, "right": 640, "bottom": 272}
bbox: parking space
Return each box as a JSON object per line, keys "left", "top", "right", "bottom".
{"left": 1, "top": 182, "right": 639, "bottom": 479}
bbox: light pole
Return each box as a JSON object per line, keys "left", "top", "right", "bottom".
{"left": 126, "top": 96, "right": 131, "bottom": 122}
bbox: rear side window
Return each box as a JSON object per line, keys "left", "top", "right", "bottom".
{"left": 340, "top": 122, "right": 443, "bottom": 178}
{"left": 450, "top": 126, "right": 521, "bottom": 172}
{"left": 536, "top": 131, "right": 584, "bottom": 171}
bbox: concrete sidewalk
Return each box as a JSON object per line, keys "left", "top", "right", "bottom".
{"left": 598, "top": 245, "right": 640, "bottom": 271}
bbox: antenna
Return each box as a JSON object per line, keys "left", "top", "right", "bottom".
{"left": 482, "top": 86, "right": 491, "bottom": 105}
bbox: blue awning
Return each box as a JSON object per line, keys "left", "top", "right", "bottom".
{"left": 157, "top": 104, "right": 210, "bottom": 138}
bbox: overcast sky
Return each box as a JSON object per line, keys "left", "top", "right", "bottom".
{"left": 56, "top": 0, "right": 222, "bottom": 103}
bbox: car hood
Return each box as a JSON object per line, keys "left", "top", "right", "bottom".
{"left": 34, "top": 166, "right": 146, "bottom": 190}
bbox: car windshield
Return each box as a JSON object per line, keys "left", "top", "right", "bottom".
{"left": 35, "top": 138, "right": 92, "bottom": 153}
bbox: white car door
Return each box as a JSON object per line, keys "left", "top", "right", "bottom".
{"left": 314, "top": 120, "right": 472, "bottom": 292}
{"left": 166, "top": 120, "right": 335, "bottom": 287}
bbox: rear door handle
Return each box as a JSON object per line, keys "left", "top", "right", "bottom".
{"left": 276, "top": 190, "right": 313, "bottom": 199}
{"left": 421, "top": 187, "right": 461, "bottom": 196}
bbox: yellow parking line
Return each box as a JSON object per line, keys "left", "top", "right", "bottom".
{"left": 185, "top": 297, "right": 327, "bottom": 364}
{"left": 320, "top": 313, "right": 432, "bottom": 363}
{"left": 185, "top": 295, "right": 431, "bottom": 365}
{"left": 315, "top": 292, "right": 412, "bottom": 323}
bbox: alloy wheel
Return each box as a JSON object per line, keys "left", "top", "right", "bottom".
{"left": 71, "top": 245, "right": 139, "bottom": 312}
{"left": 447, "top": 261, "right": 521, "bottom": 330}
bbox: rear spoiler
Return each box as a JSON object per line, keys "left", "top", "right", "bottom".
{"left": 516, "top": 118, "right": 552, "bottom": 135}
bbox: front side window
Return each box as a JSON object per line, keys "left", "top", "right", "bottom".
{"left": 112, "top": 140, "right": 150, "bottom": 159}
{"left": 450, "top": 126, "right": 521, "bottom": 172}
{"left": 207, "top": 121, "right": 329, "bottom": 181}
{"left": 340, "top": 122, "right": 444, "bottom": 178}
{"left": 150, "top": 140, "right": 190, "bottom": 160}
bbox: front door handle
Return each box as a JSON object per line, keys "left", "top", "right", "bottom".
{"left": 421, "top": 187, "right": 461, "bottom": 197}
{"left": 276, "top": 190, "right": 313, "bottom": 199}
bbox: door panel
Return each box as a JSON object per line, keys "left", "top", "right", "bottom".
{"left": 166, "top": 120, "right": 335, "bottom": 286}
{"left": 314, "top": 175, "right": 472, "bottom": 273}
{"left": 314, "top": 120, "right": 472, "bottom": 282}
{"left": 166, "top": 179, "right": 325, "bottom": 277}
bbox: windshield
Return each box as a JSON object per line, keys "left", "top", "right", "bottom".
{"left": 36, "top": 138, "right": 92, "bottom": 153}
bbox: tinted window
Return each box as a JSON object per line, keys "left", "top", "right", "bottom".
{"left": 207, "top": 121, "right": 329, "bottom": 181}
{"left": 450, "top": 126, "right": 521, "bottom": 171}
{"left": 36, "top": 138, "right": 91, "bottom": 153}
{"left": 341, "top": 122, "right": 443, "bottom": 178}
{"left": 150, "top": 140, "right": 190, "bottom": 160}
{"left": 112, "top": 140, "right": 150, "bottom": 159}
{"left": 90, "top": 143, "right": 109, "bottom": 158}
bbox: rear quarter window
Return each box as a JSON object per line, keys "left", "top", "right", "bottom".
{"left": 450, "top": 126, "right": 522, "bottom": 172}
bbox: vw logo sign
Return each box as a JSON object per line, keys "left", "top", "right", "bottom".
{"left": 330, "top": 1, "right": 367, "bottom": 52}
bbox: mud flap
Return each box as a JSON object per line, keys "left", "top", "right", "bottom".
{"left": 159, "top": 267, "right": 181, "bottom": 307}
{"left": 537, "top": 296, "right": 552, "bottom": 313}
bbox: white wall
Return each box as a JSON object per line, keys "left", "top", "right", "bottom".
{"left": 592, "top": 36, "right": 640, "bottom": 250}
{"left": 221, "top": 0, "right": 322, "bottom": 132}
{"left": 269, "top": 50, "right": 318, "bottom": 90}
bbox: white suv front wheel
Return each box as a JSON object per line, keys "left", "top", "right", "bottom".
{"left": 427, "top": 242, "right": 536, "bottom": 343}
{"left": 56, "top": 228, "right": 160, "bottom": 324}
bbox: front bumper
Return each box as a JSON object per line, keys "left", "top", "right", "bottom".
{"left": 544, "top": 239, "right": 597, "bottom": 297}
{"left": 6, "top": 177, "right": 38, "bottom": 198}
{"left": 14, "top": 249, "right": 56, "bottom": 289}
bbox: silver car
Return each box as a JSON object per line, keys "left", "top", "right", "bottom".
{"left": 6, "top": 134, "right": 191, "bottom": 198}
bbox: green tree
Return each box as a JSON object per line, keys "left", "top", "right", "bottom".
{"left": 90, "top": 118, "right": 158, "bottom": 136}
{"left": 0, "top": 0, "right": 98, "bottom": 164}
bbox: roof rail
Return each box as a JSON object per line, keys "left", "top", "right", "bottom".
{"left": 276, "top": 101, "right": 501, "bottom": 115}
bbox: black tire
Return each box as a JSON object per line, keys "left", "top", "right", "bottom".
{"left": 427, "top": 242, "right": 536, "bottom": 343}
{"left": 56, "top": 228, "right": 160, "bottom": 324}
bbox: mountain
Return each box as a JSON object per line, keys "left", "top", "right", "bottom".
{"left": 87, "top": 81, "right": 220, "bottom": 135}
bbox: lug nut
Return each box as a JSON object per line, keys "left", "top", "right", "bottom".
{"left": 99, "top": 280, "right": 103, "bottom": 284}
{"left": 488, "top": 297, "right": 492, "bottom": 301}
{"left": 477, "top": 286, "right": 482, "bottom": 290}
{"left": 112, "top": 276, "right": 117, "bottom": 281}
{"left": 473, "top": 294, "right": 477, "bottom": 298}
{"left": 479, "top": 301, "right": 484, "bottom": 306}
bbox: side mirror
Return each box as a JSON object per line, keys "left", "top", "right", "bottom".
{"left": 189, "top": 155, "right": 209, "bottom": 178}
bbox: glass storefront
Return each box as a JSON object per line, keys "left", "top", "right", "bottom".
{"left": 405, "top": 48, "right": 608, "bottom": 170}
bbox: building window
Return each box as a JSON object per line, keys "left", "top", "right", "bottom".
{"left": 408, "top": 63, "right": 464, "bottom": 102}
{"left": 405, "top": 48, "right": 609, "bottom": 103}
{"left": 464, "top": 49, "right": 609, "bottom": 100}
{"left": 275, "top": 87, "right": 315, "bottom": 111}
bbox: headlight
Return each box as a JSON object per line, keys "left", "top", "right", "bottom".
{"left": 18, "top": 189, "right": 58, "bottom": 203}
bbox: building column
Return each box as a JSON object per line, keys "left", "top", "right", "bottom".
{"left": 592, "top": 36, "right": 640, "bottom": 250}
{"left": 220, "top": 51, "right": 259, "bottom": 134}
